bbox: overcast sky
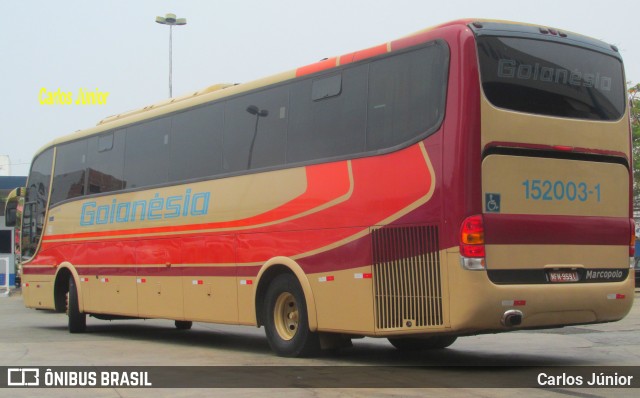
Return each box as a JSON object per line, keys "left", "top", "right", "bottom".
{"left": 2, "top": 0, "right": 639, "bottom": 176}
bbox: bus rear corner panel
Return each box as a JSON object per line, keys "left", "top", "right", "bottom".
{"left": 444, "top": 248, "right": 635, "bottom": 334}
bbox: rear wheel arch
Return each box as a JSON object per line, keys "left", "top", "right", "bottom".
{"left": 53, "top": 264, "right": 84, "bottom": 313}
{"left": 254, "top": 257, "right": 318, "bottom": 331}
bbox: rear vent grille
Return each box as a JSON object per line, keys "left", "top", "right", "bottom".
{"left": 372, "top": 225, "right": 443, "bottom": 329}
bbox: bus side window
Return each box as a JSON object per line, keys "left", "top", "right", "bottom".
{"left": 123, "top": 118, "right": 171, "bottom": 188}
{"left": 87, "top": 130, "right": 125, "bottom": 194}
{"left": 367, "top": 44, "right": 448, "bottom": 151}
{"left": 312, "top": 74, "right": 342, "bottom": 101}
{"left": 288, "top": 65, "right": 367, "bottom": 163}
{"left": 51, "top": 140, "right": 88, "bottom": 204}
{"left": 223, "top": 87, "right": 288, "bottom": 172}
{"left": 169, "top": 103, "right": 224, "bottom": 181}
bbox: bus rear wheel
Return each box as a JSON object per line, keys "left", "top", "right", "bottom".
{"left": 388, "top": 336, "right": 457, "bottom": 351}
{"left": 263, "top": 274, "right": 320, "bottom": 357}
{"left": 67, "top": 276, "right": 86, "bottom": 333}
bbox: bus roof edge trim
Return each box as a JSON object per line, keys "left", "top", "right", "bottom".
{"left": 96, "top": 83, "right": 236, "bottom": 126}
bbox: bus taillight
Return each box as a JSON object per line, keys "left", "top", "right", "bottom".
{"left": 460, "top": 214, "right": 486, "bottom": 270}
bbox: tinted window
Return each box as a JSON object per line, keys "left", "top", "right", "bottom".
{"left": 170, "top": 103, "right": 224, "bottom": 181}
{"left": 98, "top": 134, "right": 114, "bottom": 152}
{"left": 477, "top": 36, "right": 625, "bottom": 120}
{"left": 22, "top": 148, "right": 53, "bottom": 258}
{"left": 51, "top": 140, "right": 87, "bottom": 204}
{"left": 87, "top": 130, "right": 126, "bottom": 194}
{"left": 288, "top": 64, "right": 368, "bottom": 163}
{"left": 52, "top": 41, "right": 448, "bottom": 201}
{"left": 124, "top": 118, "right": 171, "bottom": 188}
{"left": 0, "top": 230, "right": 10, "bottom": 254}
{"left": 367, "top": 43, "right": 448, "bottom": 150}
{"left": 312, "top": 74, "right": 342, "bottom": 100}
{"left": 223, "top": 86, "right": 288, "bottom": 171}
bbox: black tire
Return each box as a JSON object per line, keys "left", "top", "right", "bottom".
{"left": 175, "top": 320, "right": 193, "bottom": 330}
{"left": 68, "top": 276, "right": 86, "bottom": 333}
{"left": 388, "top": 335, "right": 457, "bottom": 351}
{"left": 263, "top": 274, "right": 320, "bottom": 357}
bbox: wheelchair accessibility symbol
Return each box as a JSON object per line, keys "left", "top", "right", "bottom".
{"left": 485, "top": 193, "right": 501, "bottom": 213}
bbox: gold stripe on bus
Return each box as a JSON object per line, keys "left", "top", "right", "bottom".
{"left": 486, "top": 244, "right": 626, "bottom": 270}
{"left": 480, "top": 96, "right": 631, "bottom": 158}
{"left": 44, "top": 162, "right": 355, "bottom": 243}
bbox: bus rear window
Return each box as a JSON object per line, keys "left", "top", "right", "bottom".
{"left": 476, "top": 36, "right": 625, "bottom": 120}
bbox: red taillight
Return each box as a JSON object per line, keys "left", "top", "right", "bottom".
{"left": 461, "top": 244, "right": 486, "bottom": 258}
{"left": 552, "top": 145, "right": 573, "bottom": 152}
{"left": 460, "top": 215, "right": 485, "bottom": 258}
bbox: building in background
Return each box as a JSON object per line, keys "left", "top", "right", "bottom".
{"left": 0, "top": 155, "right": 10, "bottom": 177}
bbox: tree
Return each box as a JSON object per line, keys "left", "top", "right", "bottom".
{"left": 631, "top": 83, "right": 640, "bottom": 210}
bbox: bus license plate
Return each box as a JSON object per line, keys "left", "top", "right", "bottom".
{"left": 548, "top": 270, "right": 579, "bottom": 283}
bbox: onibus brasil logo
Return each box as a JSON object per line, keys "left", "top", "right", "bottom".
{"left": 7, "top": 368, "right": 152, "bottom": 387}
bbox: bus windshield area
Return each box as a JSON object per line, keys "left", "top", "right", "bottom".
{"left": 476, "top": 36, "right": 625, "bottom": 121}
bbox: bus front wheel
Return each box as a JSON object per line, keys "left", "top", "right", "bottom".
{"left": 388, "top": 336, "right": 457, "bottom": 351}
{"left": 67, "top": 276, "right": 86, "bottom": 333}
{"left": 263, "top": 274, "right": 320, "bottom": 357}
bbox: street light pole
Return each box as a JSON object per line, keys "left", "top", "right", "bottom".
{"left": 155, "top": 13, "right": 187, "bottom": 98}
{"left": 169, "top": 24, "right": 173, "bottom": 97}
{"left": 246, "top": 105, "right": 269, "bottom": 169}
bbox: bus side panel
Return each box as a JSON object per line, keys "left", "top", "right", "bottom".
{"left": 182, "top": 234, "right": 239, "bottom": 323}
{"left": 136, "top": 239, "right": 183, "bottom": 319}
{"left": 31, "top": 128, "right": 443, "bottom": 333}
{"left": 89, "top": 274, "right": 137, "bottom": 316}
{"left": 68, "top": 241, "right": 137, "bottom": 316}
{"left": 438, "top": 25, "right": 483, "bottom": 251}
{"left": 22, "top": 278, "right": 55, "bottom": 309}
{"left": 309, "top": 265, "right": 375, "bottom": 334}
{"left": 236, "top": 227, "right": 374, "bottom": 333}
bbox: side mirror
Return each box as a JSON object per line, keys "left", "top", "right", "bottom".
{"left": 5, "top": 200, "right": 17, "bottom": 227}
{"left": 4, "top": 187, "right": 23, "bottom": 227}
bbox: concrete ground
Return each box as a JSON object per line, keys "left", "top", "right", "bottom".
{"left": 1, "top": 287, "right": 639, "bottom": 397}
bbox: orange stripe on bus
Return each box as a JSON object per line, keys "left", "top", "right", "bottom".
{"left": 33, "top": 145, "right": 435, "bottom": 269}
{"left": 296, "top": 57, "right": 338, "bottom": 77}
{"left": 339, "top": 43, "right": 388, "bottom": 65}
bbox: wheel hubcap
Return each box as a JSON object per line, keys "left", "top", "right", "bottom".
{"left": 274, "top": 292, "right": 298, "bottom": 340}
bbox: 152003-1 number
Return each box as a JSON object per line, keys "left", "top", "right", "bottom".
{"left": 522, "top": 180, "right": 600, "bottom": 202}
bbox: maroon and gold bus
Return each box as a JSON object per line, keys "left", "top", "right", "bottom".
{"left": 5, "top": 19, "right": 634, "bottom": 357}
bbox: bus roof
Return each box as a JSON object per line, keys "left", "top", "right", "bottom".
{"left": 32, "top": 18, "right": 617, "bottom": 158}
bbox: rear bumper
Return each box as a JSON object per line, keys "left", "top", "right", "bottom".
{"left": 446, "top": 250, "right": 635, "bottom": 334}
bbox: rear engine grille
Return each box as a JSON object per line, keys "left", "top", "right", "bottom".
{"left": 372, "top": 225, "right": 443, "bottom": 329}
